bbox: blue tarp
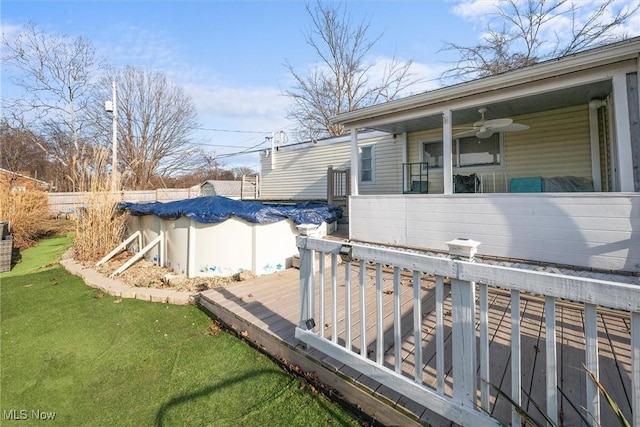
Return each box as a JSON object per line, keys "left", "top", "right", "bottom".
{"left": 118, "top": 196, "right": 342, "bottom": 226}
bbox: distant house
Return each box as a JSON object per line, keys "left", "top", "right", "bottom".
{"left": 259, "top": 131, "right": 396, "bottom": 202}
{"left": 0, "top": 168, "right": 51, "bottom": 192}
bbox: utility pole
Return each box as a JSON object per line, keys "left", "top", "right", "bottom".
{"left": 105, "top": 81, "right": 118, "bottom": 191}
{"left": 111, "top": 81, "right": 118, "bottom": 192}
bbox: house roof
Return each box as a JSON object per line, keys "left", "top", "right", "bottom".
{"left": 332, "top": 37, "right": 640, "bottom": 133}
{"left": 0, "top": 168, "right": 51, "bottom": 188}
{"left": 266, "top": 130, "right": 390, "bottom": 154}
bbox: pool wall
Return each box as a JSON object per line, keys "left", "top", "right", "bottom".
{"left": 128, "top": 215, "right": 324, "bottom": 277}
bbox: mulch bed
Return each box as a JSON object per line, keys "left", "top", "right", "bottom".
{"left": 89, "top": 251, "right": 235, "bottom": 293}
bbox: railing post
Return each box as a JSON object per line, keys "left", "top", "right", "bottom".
{"left": 298, "top": 239, "right": 314, "bottom": 331}
{"left": 327, "top": 166, "right": 334, "bottom": 205}
{"left": 447, "top": 238, "right": 481, "bottom": 407}
{"left": 345, "top": 168, "right": 351, "bottom": 198}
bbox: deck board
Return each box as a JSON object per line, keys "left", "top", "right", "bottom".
{"left": 199, "top": 264, "right": 633, "bottom": 426}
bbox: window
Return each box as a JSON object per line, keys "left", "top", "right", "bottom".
{"left": 422, "top": 133, "right": 502, "bottom": 169}
{"left": 423, "top": 141, "right": 444, "bottom": 168}
{"left": 360, "top": 145, "right": 374, "bottom": 183}
{"left": 457, "top": 134, "right": 501, "bottom": 167}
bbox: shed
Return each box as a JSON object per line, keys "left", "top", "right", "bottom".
{"left": 198, "top": 180, "right": 242, "bottom": 198}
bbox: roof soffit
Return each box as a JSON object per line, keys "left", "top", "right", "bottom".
{"left": 334, "top": 38, "right": 640, "bottom": 129}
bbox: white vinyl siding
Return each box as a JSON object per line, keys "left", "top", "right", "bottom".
{"left": 350, "top": 193, "right": 640, "bottom": 272}
{"left": 406, "top": 105, "right": 592, "bottom": 193}
{"left": 359, "top": 134, "right": 403, "bottom": 195}
{"left": 504, "top": 105, "right": 591, "bottom": 179}
{"left": 260, "top": 140, "right": 350, "bottom": 200}
{"left": 259, "top": 132, "right": 401, "bottom": 200}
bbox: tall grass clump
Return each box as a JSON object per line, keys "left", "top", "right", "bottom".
{"left": 0, "top": 186, "right": 54, "bottom": 249}
{"left": 73, "top": 149, "right": 128, "bottom": 262}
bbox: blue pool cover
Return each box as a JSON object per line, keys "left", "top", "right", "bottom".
{"left": 119, "top": 196, "right": 342, "bottom": 226}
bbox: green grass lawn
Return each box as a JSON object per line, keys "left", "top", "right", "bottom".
{"left": 0, "top": 235, "right": 361, "bottom": 426}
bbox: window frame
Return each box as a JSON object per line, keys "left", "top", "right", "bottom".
{"left": 420, "top": 133, "right": 505, "bottom": 171}
{"left": 455, "top": 133, "right": 503, "bottom": 168}
{"left": 359, "top": 144, "right": 375, "bottom": 184}
{"left": 420, "top": 139, "right": 444, "bottom": 171}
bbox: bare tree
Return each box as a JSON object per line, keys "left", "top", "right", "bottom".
{"left": 91, "top": 67, "right": 199, "bottom": 190}
{"left": 0, "top": 119, "right": 50, "bottom": 180}
{"left": 285, "top": 1, "right": 420, "bottom": 140}
{"left": 441, "top": 0, "right": 639, "bottom": 82}
{"left": 2, "top": 22, "right": 104, "bottom": 190}
{"left": 231, "top": 166, "right": 257, "bottom": 180}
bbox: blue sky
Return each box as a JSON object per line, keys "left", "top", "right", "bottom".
{"left": 2, "top": 0, "right": 639, "bottom": 170}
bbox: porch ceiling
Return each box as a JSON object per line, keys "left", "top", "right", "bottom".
{"left": 368, "top": 80, "right": 613, "bottom": 134}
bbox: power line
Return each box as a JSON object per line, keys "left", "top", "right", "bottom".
{"left": 194, "top": 142, "right": 268, "bottom": 149}
{"left": 215, "top": 137, "right": 271, "bottom": 159}
{"left": 194, "top": 126, "right": 269, "bottom": 134}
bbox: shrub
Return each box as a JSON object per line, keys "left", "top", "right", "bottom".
{"left": 0, "top": 188, "right": 54, "bottom": 249}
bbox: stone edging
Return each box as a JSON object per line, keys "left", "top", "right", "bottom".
{"left": 59, "top": 250, "right": 196, "bottom": 305}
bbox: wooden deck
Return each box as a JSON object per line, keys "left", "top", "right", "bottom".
{"left": 199, "top": 262, "right": 633, "bottom": 426}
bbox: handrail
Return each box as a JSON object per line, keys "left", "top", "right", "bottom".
{"left": 296, "top": 236, "right": 638, "bottom": 426}
{"left": 327, "top": 166, "right": 350, "bottom": 204}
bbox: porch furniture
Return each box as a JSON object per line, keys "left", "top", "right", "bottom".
{"left": 409, "top": 180, "right": 428, "bottom": 193}
{"left": 509, "top": 176, "right": 543, "bottom": 193}
{"left": 543, "top": 176, "right": 594, "bottom": 192}
{"left": 453, "top": 173, "right": 481, "bottom": 193}
{"left": 509, "top": 176, "right": 594, "bottom": 193}
{"left": 0, "top": 221, "right": 12, "bottom": 272}
{"left": 403, "top": 162, "right": 428, "bottom": 194}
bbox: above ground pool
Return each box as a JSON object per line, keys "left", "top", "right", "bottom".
{"left": 118, "top": 196, "right": 342, "bottom": 277}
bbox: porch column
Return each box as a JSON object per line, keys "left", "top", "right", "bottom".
{"left": 350, "top": 128, "right": 359, "bottom": 196}
{"left": 442, "top": 109, "right": 453, "bottom": 194}
{"left": 612, "top": 72, "right": 634, "bottom": 192}
{"left": 400, "top": 132, "right": 408, "bottom": 192}
{"left": 588, "top": 102, "right": 603, "bottom": 191}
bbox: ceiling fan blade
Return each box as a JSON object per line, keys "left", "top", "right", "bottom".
{"left": 476, "top": 129, "right": 494, "bottom": 139}
{"left": 499, "top": 123, "right": 529, "bottom": 132}
{"left": 484, "top": 118, "right": 513, "bottom": 128}
{"left": 453, "top": 130, "right": 477, "bottom": 138}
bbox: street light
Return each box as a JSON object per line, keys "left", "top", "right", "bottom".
{"left": 104, "top": 81, "right": 117, "bottom": 191}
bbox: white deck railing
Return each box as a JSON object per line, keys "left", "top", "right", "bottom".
{"left": 295, "top": 236, "right": 640, "bottom": 427}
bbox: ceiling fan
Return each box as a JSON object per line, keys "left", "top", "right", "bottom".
{"left": 454, "top": 107, "right": 529, "bottom": 139}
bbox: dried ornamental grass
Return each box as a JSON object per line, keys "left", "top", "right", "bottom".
{"left": 73, "top": 149, "right": 128, "bottom": 262}
{"left": 0, "top": 188, "right": 53, "bottom": 249}
{"left": 73, "top": 191, "right": 128, "bottom": 262}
